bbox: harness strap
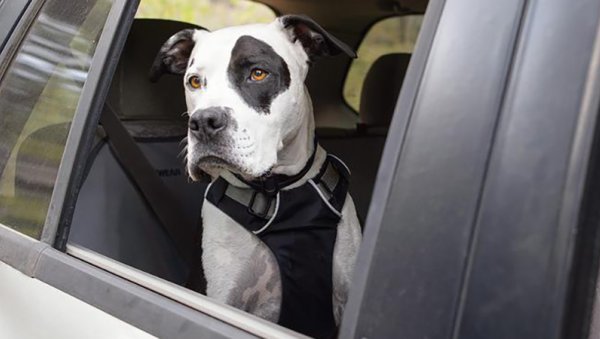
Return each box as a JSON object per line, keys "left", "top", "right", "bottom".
{"left": 313, "top": 154, "right": 350, "bottom": 214}
{"left": 218, "top": 154, "right": 349, "bottom": 225}
{"left": 234, "top": 139, "right": 318, "bottom": 195}
{"left": 225, "top": 184, "right": 277, "bottom": 219}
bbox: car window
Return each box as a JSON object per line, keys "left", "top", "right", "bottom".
{"left": 0, "top": 0, "right": 113, "bottom": 238}
{"left": 135, "top": 0, "right": 276, "bottom": 31}
{"left": 343, "top": 15, "right": 423, "bottom": 112}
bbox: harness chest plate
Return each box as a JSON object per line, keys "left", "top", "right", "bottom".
{"left": 205, "top": 155, "right": 350, "bottom": 339}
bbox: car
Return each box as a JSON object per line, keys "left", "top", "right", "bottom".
{"left": 1, "top": 0, "right": 600, "bottom": 338}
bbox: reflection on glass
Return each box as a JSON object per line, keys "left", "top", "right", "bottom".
{"left": 0, "top": 0, "right": 113, "bottom": 238}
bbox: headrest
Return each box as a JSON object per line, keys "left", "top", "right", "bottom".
{"left": 106, "top": 19, "right": 204, "bottom": 120}
{"left": 359, "top": 53, "right": 411, "bottom": 127}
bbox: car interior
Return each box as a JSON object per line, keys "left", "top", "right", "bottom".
{"left": 3, "top": 1, "right": 600, "bottom": 338}
{"left": 65, "top": 0, "right": 428, "bottom": 295}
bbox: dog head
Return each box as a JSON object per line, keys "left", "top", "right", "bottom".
{"left": 150, "top": 15, "right": 356, "bottom": 180}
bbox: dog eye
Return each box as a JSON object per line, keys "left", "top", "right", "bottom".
{"left": 188, "top": 75, "right": 202, "bottom": 89}
{"left": 250, "top": 68, "right": 268, "bottom": 81}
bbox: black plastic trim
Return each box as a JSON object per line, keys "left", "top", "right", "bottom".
{"left": 564, "top": 85, "right": 600, "bottom": 339}
{"left": 339, "top": 0, "right": 446, "bottom": 335}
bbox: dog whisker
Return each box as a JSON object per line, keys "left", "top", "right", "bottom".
{"left": 178, "top": 147, "right": 187, "bottom": 159}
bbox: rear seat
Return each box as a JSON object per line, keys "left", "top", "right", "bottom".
{"left": 318, "top": 53, "right": 411, "bottom": 221}
{"left": 69, "top": 19, "right": 206, "bottom": 285}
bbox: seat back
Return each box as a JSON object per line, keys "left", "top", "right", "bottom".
{"left": 359, "top": 53, "right": 411, "bottom": 128}
{"left": 106, "top": 19, "right": 200, "bottom": 120}
{"left": 319, "top": 53, "right": 411, "bottom": 220}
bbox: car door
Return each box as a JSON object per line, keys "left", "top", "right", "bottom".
{"left": 341, "top": 0, "right": 600, "bottom": 338}
{"left": 0, "top": 0, "right": 156, "bottom": 337}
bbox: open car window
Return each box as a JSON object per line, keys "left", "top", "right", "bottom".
{"left": 47, "top": 0, "right": 426, "bottom": 337}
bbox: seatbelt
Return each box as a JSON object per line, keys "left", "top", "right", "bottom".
{"left": 99, "top": 104, "right": 195, "bottom": 265}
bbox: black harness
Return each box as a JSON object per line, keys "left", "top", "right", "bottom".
{"left": 205, "top": 148, "right": 350, "bottom": 339}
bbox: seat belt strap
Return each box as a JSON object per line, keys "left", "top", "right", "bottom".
{"left": 99, "top": 104, "right": 195, "bottom": 265}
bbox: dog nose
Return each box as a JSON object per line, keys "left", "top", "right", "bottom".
{"left": 189, "top": 107, "right": 230, "bottom": 137}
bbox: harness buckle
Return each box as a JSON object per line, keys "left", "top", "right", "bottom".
{"left": 247, "top": 190, "right": 273, "bottom": 219}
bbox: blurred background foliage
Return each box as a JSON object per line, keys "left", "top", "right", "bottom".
{"left": 136, "top": 0, "right": 276, "bottom": 30}
{"left": 136, "top": 0, "right": 423, "bottom": 113}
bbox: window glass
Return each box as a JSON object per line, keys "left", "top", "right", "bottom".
{"left": 0, "top": 0, "right": 30, "bottom": 51}
{"left": 0, "top": 0, "right": 113, "bottom": 238}
{"left": 343, "top": 15, "right": 423, "bottom": 112}
{"left": 135, "top": 0, "right": 276, "bottom": 31}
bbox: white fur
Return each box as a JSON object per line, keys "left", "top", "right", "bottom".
{"left": 332, "top": 195, "right": 362, "bottom": 323}
{"left": 202, "top": 201, "right": 282, "bottom": 321}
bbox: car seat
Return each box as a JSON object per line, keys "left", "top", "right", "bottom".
{"left": 318, "top": 53, "right": 411, "bottom": 221}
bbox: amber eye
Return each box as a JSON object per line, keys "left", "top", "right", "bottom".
{"left": 250, "top": 68, "right": 268, "bottom": 81}
{"left": 188, "top": 75, "right": 202, "bottom": 89}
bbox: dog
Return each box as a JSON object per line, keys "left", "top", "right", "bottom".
{"left": 150, "top": 15, "right": 362, "bottom": 338}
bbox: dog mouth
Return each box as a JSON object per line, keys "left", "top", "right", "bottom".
{"left": 197, "top": 155, "right": 236, "bottom": 168}
{"left": 188, "top": 154, "right": 246, "bottom": 179}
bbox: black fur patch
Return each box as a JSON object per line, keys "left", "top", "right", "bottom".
{"left": 227, "top": 36, "right": 291, "bottom": 114}
{"left": 280, "top": 15, "right": 357, "bottom": 60}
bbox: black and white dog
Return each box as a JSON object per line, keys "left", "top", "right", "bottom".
{"left": 150, "top": 15, "right": 362, "bottom": 338}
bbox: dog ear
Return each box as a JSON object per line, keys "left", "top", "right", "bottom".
{"left": 149, "top": 29, "right": 203, "bottom": 82}
{"left": 279, "top": 14, "right": 357, "bottom": 60}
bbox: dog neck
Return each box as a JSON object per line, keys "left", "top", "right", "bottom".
{"left": 272, "top": 120, "right": 315, "bottom": 177}
{"left": 221, "top": 144, "right": 327, "bottom": 192}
